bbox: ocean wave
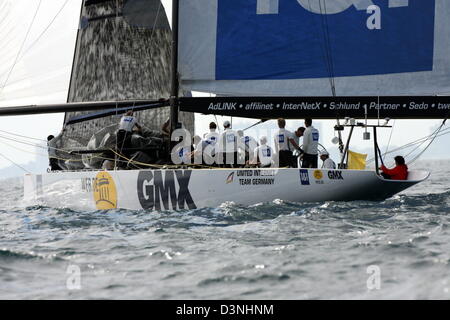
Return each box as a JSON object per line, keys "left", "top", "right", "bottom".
{"left": 0, "top": 248, "right": 43, "bottom": 261}
{"left": 7, "top": 189, "right": 446, "bottom": 232}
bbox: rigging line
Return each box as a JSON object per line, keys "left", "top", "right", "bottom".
{"left": 0, "top": 134, "right": 48, "bottom": 149}
{"left": 314, "top": 0, "right": 332, "bottom": 90}
{"left": 407, "top": 128, "right": 443, "bottom": 164}
{"left": 0, "top": 151, "right": 31, "bottom": 174}
{"left": 316, "top": 0, "right": 343, "bottom": 154}
{"left": 403, "top": 135, "right": 431, "bottom": 159}
{"left": 148, "top": 0, "right": 162, "bottom": 45}
{"left": 0, "top": 0, "right": 42, "bottom": 96}
{"left": 214, "top": 114, "right": 221, "bottom": 134}
{"left": 0, "top": 132, "right": 121, "bottom": 164}
{"left": 0, "top": 129, "right": 47, "bottom": 142}
{"left": 17, "top": 0, "right": 70, "bottom": 63}
{"left": 306, "top": 0, "right": 331, "bottom": 89}
{"left": 108, "top": 148, "right": 218, "bottom": 170}
{"left": 376, "top": 142, "right": 385, "bottom": 167}
{"left": 317, "top": 0, "right": 336, "bottom": 97}
{"left": 377, "top": 96, "right": 380, "bottom": 125}
{"left": 384, "top": 119, "right": 395, "bottom": 158}
{"left": 243, "top": 119, "right": 267, "bottom": 132}
{"left": 0, "top": 136, "right": 83, "bottom": 162}
{"left": 0, "top": 139, "right": 47, "bottom": 157}
{"left": 366, "top": 126, "right": 450, "bottom": 163}
{"left": 114, "top": 0, "right": 121, "bottom": 169}
{"left": 407, "top": 119, "right": 447, "bottom": 164}
{"left": 321, "top": 0, "right": 336, "bottom": 96}
{"left": 367, "top": 129, "right": 446, "bottom": 163}
{"left": 0, "top": 133, "right": 76, "bottom": 155}
{"left": 0, "top": 137, "right": 114, "bottom": 164}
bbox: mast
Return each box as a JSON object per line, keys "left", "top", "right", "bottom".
{"left": 169, "top": 0, "right": 180, "bottom": 139}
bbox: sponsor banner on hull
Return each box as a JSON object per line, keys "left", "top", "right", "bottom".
{"left": 234, "top": 170, "right": 277, "bottom": 186}
{"left": 137, "top": 170, "right": 197, "bottom": 211}
{"left": 81, "top": 172, "right": 118, "bottom": 210}
{"left": 299, "top": 169, "right": 310, "bottom": 185}
{"left": 328, "top": 171, "right": 345, "bottom": 180}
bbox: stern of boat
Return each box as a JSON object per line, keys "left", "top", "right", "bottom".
{"left": 369, "top": 170, "right": 430, "bottom": 201}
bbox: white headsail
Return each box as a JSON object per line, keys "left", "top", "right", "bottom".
{"left": 0, "top": 0, "right": 81, "bottom": 107}
{"left": 178, "top": 0, "right": 450, "bottom": 97}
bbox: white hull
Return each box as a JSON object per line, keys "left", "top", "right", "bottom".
{"left": 23, "top": 168, "right": 430, "bottom": 211}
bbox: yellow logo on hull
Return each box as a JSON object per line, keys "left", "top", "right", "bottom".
{"left": 313, "top": 170, "right": 323, "bottom": 180}
{"left": 93, "top": 172, "right": 117, "bottom": 210}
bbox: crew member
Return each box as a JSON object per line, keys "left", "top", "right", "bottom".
{"left": 47, "top": 135, "right": 62, "bottom": 171}
{"left": 302, "top": 118, "right": 319, "bottom": 168}
{"left": 117, "top": 111, "right": 142, "bottom": 155}
{"left": 320, "top": 151, "right": 336, "bottom": 169}
{"left": 217, "top": 120, "right": 238, "bottom": 167}
{"left": 172, "top": 135, "right": 194, "bottom": 165}
{"left": 237, "top": 130, "right": 258, "bottom": 165}
{"left": 161, "top": 117, "right": 170, "bottom": 137}
{"left": 204, "top": 122, "right": 219, "bottom": 145}
{"left": 293, "top": 127, "right": 306, "bottom": 168}
{"left": 253, "top": 136, "right": 273, "bottom": 168}
{"left": 190, "top": 135, "right": 215, "bottom": 166}
{"left": 274, "top": 118, "right": 301, "bottom": 168}
{"left": 380, "top": 156, "right": 408, "bottom": 180}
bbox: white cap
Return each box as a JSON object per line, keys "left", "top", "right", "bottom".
{"left": 193, "top": 135, "right": 202, "bottom": 143}
{"left": 260, "top": 136, "right": 268, "bottom": 144}
{"left": 223, "top": 120, "right": 231, "bottom": 128}
{"left": 320, "top": 151, "right": 329, "bottom": 156}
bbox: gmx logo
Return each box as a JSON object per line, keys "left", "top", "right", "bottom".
{"left": 216, "top": 0, "right": 436, "bottom": 80}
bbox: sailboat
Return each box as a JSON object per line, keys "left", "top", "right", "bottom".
{"left": 0, "top": 0, "right": 448, "bottom": 211}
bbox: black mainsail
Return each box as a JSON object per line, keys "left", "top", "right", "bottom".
{"left": 63, "top": 0, "right": 193, "bottom": 150}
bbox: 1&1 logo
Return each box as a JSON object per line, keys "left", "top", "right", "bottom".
{"left": 299, "top": 169, "right": 310, "bottom": 185}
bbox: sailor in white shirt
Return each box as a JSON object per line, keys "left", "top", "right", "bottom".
{"left": 292, "top": 127, "right": 306, "bottom": 167}
{"left": 237, "top": 130, "right": 258, "bottom": 164}
{"left": 320, "top": 151, "right": 336, "bottom": 169}
{"left": 217, "top": 120, "right": 239, "bottom": 167}
{"left": 274, "top": 118, "right": 301, "bottom": 167}
{"left": 47, "top": 134, "right": 61, "bottom": 171}
{"left": 117, "top": 110, "right": 142, "bottom": 156}
{"left": 253, "top": 136, "right": 273, "bottom": 168}
{"left": 301, "top": 118, "right": 320, "bottom": 168}
{"left": 204, "top": 122, "right": 219, "bottom": 145}
{"left": 172, "top": 144, "right": 191, "bottom": 165}
{"left": 191, "top": 135, "right": 215, "bottom": 165}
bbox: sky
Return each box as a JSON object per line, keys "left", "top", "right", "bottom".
{"left": 0, "top": 0, "right": 448, "bottom": 172}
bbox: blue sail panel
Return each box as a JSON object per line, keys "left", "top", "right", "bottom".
{"left": 215, "top": 0, "right": 435, "bottom": 80}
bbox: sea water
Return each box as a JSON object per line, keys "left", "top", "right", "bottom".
{"left": 0, "top": 160, "right": 449, "bottom": 299}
